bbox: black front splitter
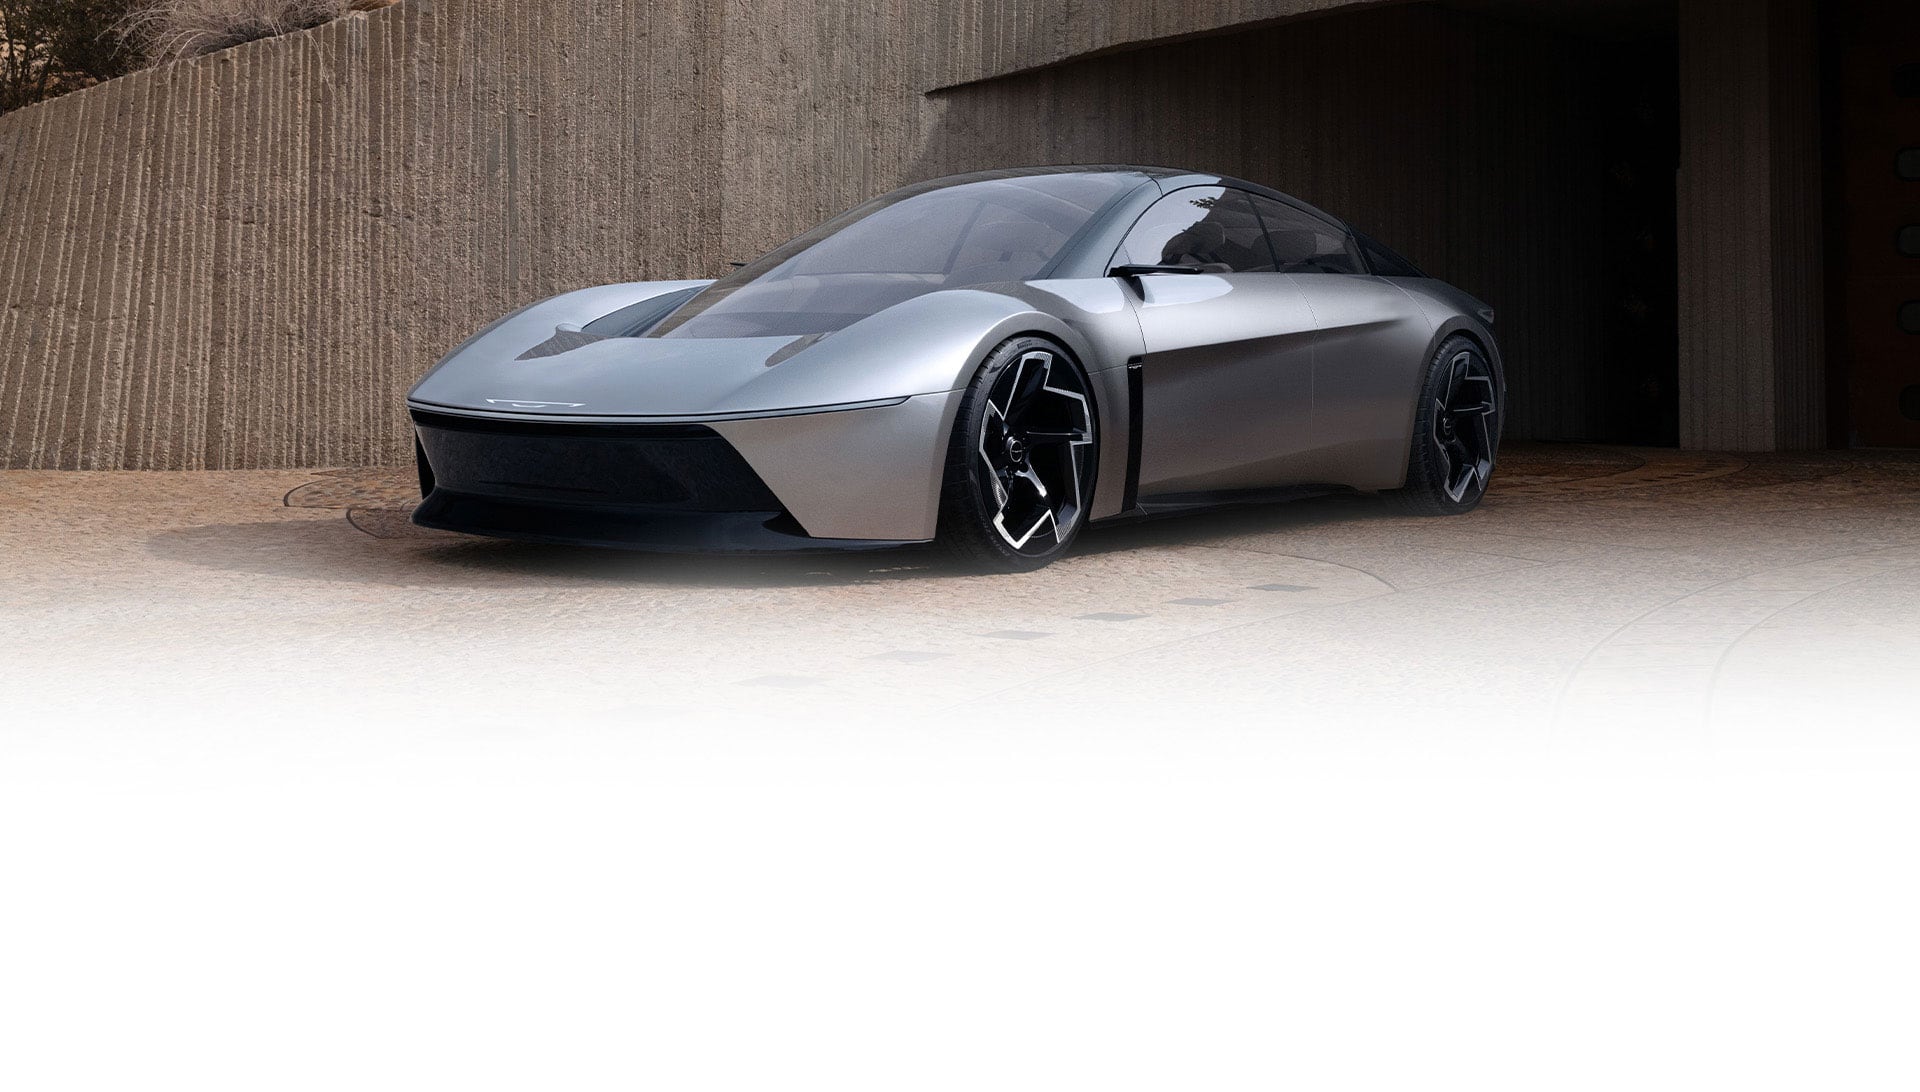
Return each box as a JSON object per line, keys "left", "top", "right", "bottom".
{"left": 411, "top": 490, "right": 921, "bottom": 555}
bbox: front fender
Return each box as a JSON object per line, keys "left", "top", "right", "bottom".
{"left": 718, "top": 280, "right": 1144, "bottom": 522}
{"left": 721, "top": 281, "right": 1138, "bottom": 411}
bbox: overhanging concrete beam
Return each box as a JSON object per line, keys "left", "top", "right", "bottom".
{"left": 921, "top": 0, "right": 1408, "bottom": 91}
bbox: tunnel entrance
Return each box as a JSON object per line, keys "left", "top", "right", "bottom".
{"left": 918, "top": 1, "right": 1684, "bottom": 445}
{"left": 1589, "top": 34, "right": 1681, "bottom": 447}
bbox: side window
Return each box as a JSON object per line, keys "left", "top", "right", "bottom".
{"left": 1246, "top": 193, "right": 1364, "bottom": 275}
{"left": 1115, "top": 187, "right": 1276, "bottom": 273}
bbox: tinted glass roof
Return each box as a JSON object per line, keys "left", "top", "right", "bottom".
{"left": 647, "top": 169, "right": 1148, "bottom": 340}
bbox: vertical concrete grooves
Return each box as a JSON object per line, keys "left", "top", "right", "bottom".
{"left": 128, "top": 66, "right": 167, "bottom": 469}
{"left": 1677, "top": 0, "right": 1825, "bottom": 450}
{"left": 913, "top": 5, "right": 1614, "bottom": 442}
{"left": 184, "top": 59, "right": 217, "bottom": 466}
{"left": 715, "top": 0, "right": 922, "bottom": 268}
{"left": 106, "top": 71, "right": 154, "bottom": 466}
{"left": 36, "top": 90, "right": 95, "bottom": 465}
{"left": 1766, "top": 0, "right": 1824, "bottom": 451}
{"left": 0, "top": 118, "right": 23, "bottom": 453}
{"left": 29, "top": 92, "right": 77, "bottom": 464}
{"left": 1, "top": 112, "right": 46, "bottom": 461}
{"left": 0, "top": 0, "right": 728, "bottom": 469}
{"left": 64, "top": 83, "right": 106, "bottom": 467}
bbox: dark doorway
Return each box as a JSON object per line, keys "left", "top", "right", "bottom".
{"left": 915, "top": 2, "right": 1683, "bottom": 445}
{"left": 1594, "top": 41, "right": 1681, "bottom": 446}
{"left": 1449, "top": 2, "right": 1678, "bottom": 445}
{"left": 1825, "top": 0, "right": 1920, "bottom": 448}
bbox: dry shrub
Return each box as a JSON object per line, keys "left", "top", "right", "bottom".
{"left": 129, "top": 0, "right": 395, "bottom": 62}
{"left": 2, "top": 0, "right": 142, "bottom": 113}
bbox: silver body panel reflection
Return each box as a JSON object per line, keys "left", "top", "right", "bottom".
{"left": 406, "top": 165, "right": 1501, "bottom": 549}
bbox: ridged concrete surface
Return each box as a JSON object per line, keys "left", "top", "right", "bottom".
{"left": 1676, "top": 0, "right": 1826, "bottom": 450}
{"left": 0, "top": 0, "right": 723, "bottom": 469}
{"left": 0, "top": 0, "right": 1829, "bottom": 468}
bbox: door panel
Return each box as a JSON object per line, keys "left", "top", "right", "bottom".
{"left": 1133, "top": 273, "right": 1318, "bottom": 496}
{"left": 1289, "top": 275, "right": 1438, "bottom": 490}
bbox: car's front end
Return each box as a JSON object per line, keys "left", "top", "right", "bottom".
{"left": 404, "top": 168, "right": 1161, "bottom": 553}
{"left": 403, "top": 282, "right": 1024, "bottom": 551}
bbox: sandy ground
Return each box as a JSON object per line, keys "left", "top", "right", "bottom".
{"left": 4, "top": 442, "right": 1919, "bottom": 740}
{"left": 5, "top": 445, "right": 1920, "bottom": 1090}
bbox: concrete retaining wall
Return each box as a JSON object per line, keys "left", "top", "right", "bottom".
{"left": 0, "top": 0, "right": 724, "bottom": 469}
{"left": 0, "top": 0, "right": 1822, "bottom": 467}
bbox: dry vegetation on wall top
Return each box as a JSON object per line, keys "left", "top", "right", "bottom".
{"left": 129, "top": 0, "right": 398, "bottom": 64}
{"left": 0, "top": 0, "right": 396, "bottom": 113}
{"left": 0, "top": 0, "right": 141, "bottom": 112}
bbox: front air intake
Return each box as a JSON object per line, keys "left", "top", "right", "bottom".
{"left": 408, "top": 410, "right": 782, "bottom": 512}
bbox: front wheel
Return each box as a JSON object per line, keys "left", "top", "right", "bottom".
{"left": 1386, "top": 335, "right": 1504, "bottom": 516}
{"left": 936, "top": 337, "right": 1099, "bottom": 572}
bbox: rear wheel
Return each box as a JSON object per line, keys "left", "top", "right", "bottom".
{"left": 1387, "top": 335, "right": 1503, "bottom": 516}
{"left": 937, "top": 337, "right": 1098, "bottom": 572}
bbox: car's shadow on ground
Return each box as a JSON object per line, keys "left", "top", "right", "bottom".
{"left": 147, "top": 487, "right": 1395, "bottom": 591}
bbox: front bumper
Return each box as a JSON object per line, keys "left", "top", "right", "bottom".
{"left": 408, "top": 393, "right": 962, "bottom": 551}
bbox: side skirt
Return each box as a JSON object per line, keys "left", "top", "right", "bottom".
{"left": 1091, "top": 483, "right": 1356, "bottom": 525}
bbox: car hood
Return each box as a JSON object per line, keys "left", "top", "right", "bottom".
{"left": 408, "top": 281, "right": 1058, "bottom": 418}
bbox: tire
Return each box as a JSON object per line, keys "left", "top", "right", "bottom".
{"left": 1386, "top": 334, "right": 1504, "bottom": 516}
{"left": 936, "top": 336, "right": 1099, "bottom": 572}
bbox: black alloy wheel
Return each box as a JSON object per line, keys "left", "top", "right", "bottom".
{"left": 938, "top": 337, "right": 1098, "bottom": 571}
{"left": 1389, "top": 335, "right": 1503, "bottom": 515}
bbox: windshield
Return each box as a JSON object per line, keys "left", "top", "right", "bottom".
{"left": 647, "top": 170, "right": 1143, "bottom": 340}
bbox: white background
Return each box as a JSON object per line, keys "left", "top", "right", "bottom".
{"left": 5, "top": 705, "right": 1916, "bottom": 1091}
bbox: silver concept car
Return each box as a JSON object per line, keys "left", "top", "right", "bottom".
{"left": 407, "top": 166, "right": 1504, "bottom": 571}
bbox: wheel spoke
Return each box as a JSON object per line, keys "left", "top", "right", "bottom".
{"left": 976, "top": 402, "right": 1010, "bottom": 506}
{"left": 1446, "top": 352, "right": 1470, "bottom": 401}
{"left": 1470, "top": 411, "right": 1495, "bottom": 487}
{"left": 1447, "top": 436, "right": 1476, "bottom": 498}
{"left": 1455, "top": 374, "right": 1496, "bottom": 417}
{"left": 994, "top": 471, "right": 1056, "bottom": 548}
{"left": 1021, "top": 428, "right": 1091, "bottom": 445}
{"left": 1016, "top": 464, "right": 1049, "bottom": 500}
{"left": 1004, "top": 352, "right": 1052, "bottom": 424}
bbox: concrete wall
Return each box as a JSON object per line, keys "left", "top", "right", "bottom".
{"left": 714, "top": 0, "right": 930, "bottom": 269}
{"left": 1676, "top": 0, "right": 1826, "bottom": 449}
{"left": 0, "top": 0, "right": 724, "bottom": 469}
{"left": 0, "top": 0, "right": 1832, "bottom": 468}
